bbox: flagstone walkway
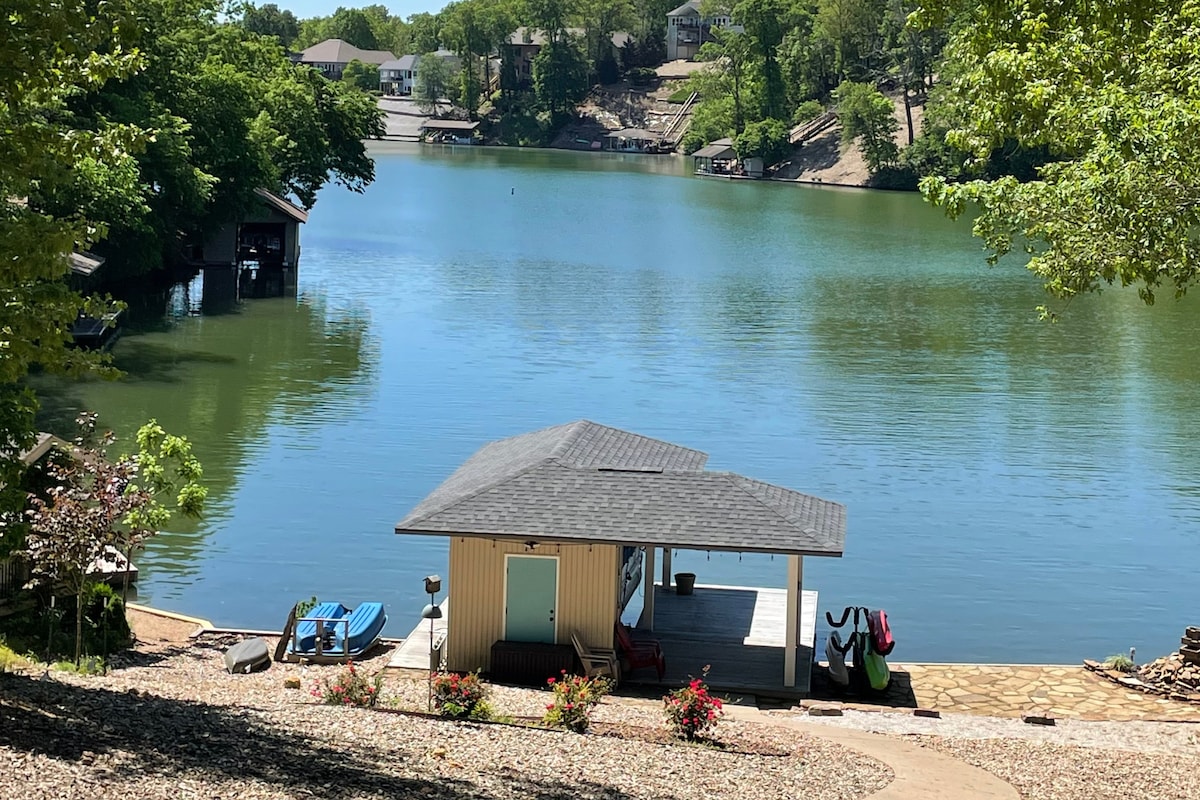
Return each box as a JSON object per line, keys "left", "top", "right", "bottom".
{"left": 812, "top": 663, "right": 1200, "bottom": 721}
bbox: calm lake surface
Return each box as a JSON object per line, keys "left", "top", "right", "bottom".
{"left": 38, "top": 144, "right": 1200, "bottom": 663}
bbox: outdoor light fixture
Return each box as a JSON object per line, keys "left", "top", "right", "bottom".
{"left": 423, "top": 575, "right": 442, "bottom": 711}
{"left": 524, "top": 541, "right": 539, "bottom": 551}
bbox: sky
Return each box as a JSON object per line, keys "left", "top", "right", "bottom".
{"left": 282, "top": 0, "right": 446, "bottom": 20}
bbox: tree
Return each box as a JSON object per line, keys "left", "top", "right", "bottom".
{"left": 342, "top": 59, "right": 381, "bottom": 92}
{"left": 734, "top": 118, "right": 791, "bottom": 166}
{"left": 697, "top": 28, "right": 753, "bottom": 134}
{"left": 833, "top": 80, "right": 898, "bottom": 173}
{"left": 23, "top": 415, "right": 206, "bottom": 663}
{"left": 414, "top": 53, "right": 455, "bottom": 114}
{"left": 916, "top": 0, "right": 1200, "bottom": 311}
{"left": 532, "top": 36, "right": 590, "bottom": 116}
{"left": 0, "top": 0, "right": 144, "bottom": 501}
{"left": 408, "top": 12, "right": 442, "bottom": 53}
{"left": 45, "top": 1, "right": 386, "bottom": 281}
{"left": 734, "top": 0, "right": 791, "bottom": 120}
{"left": 326, "top": 7, "right": 380, "bottom": 50}
{"left": 574, "top": 0, "right": 634, "bottom": 80}
{"left": 241, "top": 3, "right": 300, "bottom": 46}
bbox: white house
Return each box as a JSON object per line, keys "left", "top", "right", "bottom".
{"left": 379, "top": 50, "right": 461, "bottom": 96}
{"left": 665, "top": 1, "right": 736, "bottom": 61}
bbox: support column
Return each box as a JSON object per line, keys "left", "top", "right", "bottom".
{"left": 661, "top": 547, "right": 672, "bottom": 590}
{"left": 640, "top": 546, "right": 656, "bottom": 631}
{"left": 783, "top": 554, "right": 804, "bottom": 688}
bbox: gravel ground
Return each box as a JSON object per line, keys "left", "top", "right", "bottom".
{"left": 910, "top": 737, "right": 1200, "bottom": 800}
{"left": 780, "top": 708, "right": 1200, "bottom": 754}
{"left": 776, "top": 708, "right": 1200, "bottom": 799}
{"left": 0, "top": 634, "right": 891, "bottom": 800}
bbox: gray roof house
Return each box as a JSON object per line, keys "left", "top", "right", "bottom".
{"left": 298, "top": 38, "right": 396, "bottom": 80}
{"left": 393, "top": 421, "right": 846, "bottom": 696}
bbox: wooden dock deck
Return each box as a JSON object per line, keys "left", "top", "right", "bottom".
{"left": 626, "top": 584, "right": 818, "bottom": 700}
{"left": 386, "top": 584, "right": 818, "bottom": 699}
{"left": 386, "top": 600, "right": 448, "bottom": 672}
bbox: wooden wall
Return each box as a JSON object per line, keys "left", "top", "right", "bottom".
{"left": 447, "top": 537, "right": 618, "bottom": 672}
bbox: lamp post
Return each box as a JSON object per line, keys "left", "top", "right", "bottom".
{"left": 422, "top": 575, "right": 442, "bottom": 711}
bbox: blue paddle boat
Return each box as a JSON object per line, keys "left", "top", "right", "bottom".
{"left": 284, "top": 602, "right": 387, "bottom": 663}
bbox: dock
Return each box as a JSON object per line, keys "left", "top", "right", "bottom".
{"left": 387, "top": 600, "right": 448, "bottom": 673}
{"left": 386, "top": 584, "right": 817, "bottom": 698}
{"left": 628, "top": 583, "right": 818, "bottom": 699}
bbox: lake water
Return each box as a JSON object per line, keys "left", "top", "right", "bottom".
{"left": 37, "top": 144, "right": 1200, "bottom": 664}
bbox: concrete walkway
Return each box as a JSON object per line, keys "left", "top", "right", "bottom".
{"left": 725, "top": 705, "right": 1020, "bottom": 800}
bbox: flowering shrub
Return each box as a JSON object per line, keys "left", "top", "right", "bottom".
{"left": 311, "top": 660, "right": 383, "bottom": 708}
{"left": 663, "top": 670, "right": 723, "bottom": 740}
{"left": 432, "top": 670, "right": 489, "bottom": 719}
{"left": 542, "top": 671, "right": 611, "bottom": 733}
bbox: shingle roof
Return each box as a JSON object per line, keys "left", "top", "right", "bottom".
{"left": 298, "top": 39, "right": 395, "bottom": 65}
{"left": 667, "top": 1, "right": 701, "bottom": 16}
{"left": 396, "top": 422, "right": 846, "bottom": 557}
{"left": 380, "top": 55, "right": 418, "bottom": 71}
{"left": 254, "top": 188, "right": 308, "bottom": 223}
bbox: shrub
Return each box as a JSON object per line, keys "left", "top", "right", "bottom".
{"left": 542, "top": 671, "right": 611, "bottom": 733}
{"left": 431, "top": 670, "right": 489, "bottom": 718}
{"left": 664, "top": 670, "right": 723, "bottom": 740}
{"left": 792, "top": 100, "right": 824, "bottom": 125}
{"left": 311, "top": 660, "right": 383, "bottom": 707}
{"left": 629, "top": 67, "right": 657, "bottom": 87}
{"left": 1103, "top": 653, "right": 1136, "bottom": 673}
{"left": 53, "top": 655, "right": 105, "bottom": 675}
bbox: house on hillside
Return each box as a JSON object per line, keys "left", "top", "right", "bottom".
{"left": 666, "top": 1, "right": 737, "bottom": 61}
{"left": 379, "top": 51, "right": 461, "bottom": 96}
{"left": 499, "top": 28, "right": 632, "bottom": 89}
{"left": 297, "top": 39, "right": 396, "bottom": 80}
{"left": 392, "top": 421, "right": 846, "bottom": 696}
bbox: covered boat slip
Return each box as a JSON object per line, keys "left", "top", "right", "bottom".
{"left": 393, "top": 421, "right": 846, "bottom": 696}
{"left": 629, "top": 582, "right": 820, "bottom": 699}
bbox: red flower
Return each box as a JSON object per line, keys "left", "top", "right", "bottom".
{"left": 547, "top": 677, "right": 556, "bottom": 684}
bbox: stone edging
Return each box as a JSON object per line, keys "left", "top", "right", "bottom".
{"left": 1083, "top": 659, "right": 1200, "bottom": 704}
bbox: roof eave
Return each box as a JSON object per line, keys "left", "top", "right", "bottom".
{"left": 394, "top": 525, "right": 844, "bottom": 558}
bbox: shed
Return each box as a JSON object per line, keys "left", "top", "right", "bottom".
{"left": 394, "top": 421, "right": 846, "bottom": 694}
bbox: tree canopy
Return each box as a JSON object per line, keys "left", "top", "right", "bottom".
{"left": 0, "top": 0, "right": 383, "bottom": 512}
{"left": 917, "top": 0, "right": 1200, "bottom": 310}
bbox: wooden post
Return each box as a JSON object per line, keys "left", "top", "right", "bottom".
{"left": 784, "top": 554, "right": 804, "bottom": 687}
{"left": 661, "top": 547, "right": 672, "bottom": 590}
{"left": 640, "top": 546, "right": 656, "bottom": 631}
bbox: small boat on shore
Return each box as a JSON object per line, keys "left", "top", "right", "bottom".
{"left": 283, "top": 601, "right": 387, "bottom": 664}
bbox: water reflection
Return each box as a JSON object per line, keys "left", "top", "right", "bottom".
{"left": 29, "top": 147, "right": 1200, "bottom": 659}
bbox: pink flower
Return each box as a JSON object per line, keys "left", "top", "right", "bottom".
{"left": 547, "top": 677, "right": 556, "bottom": 684}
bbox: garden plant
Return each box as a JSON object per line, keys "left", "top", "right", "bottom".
{"left": 312, "top": 660, "right": 383, "bottom": 707}
{"left": 663, "top": 669, "right": 724, "bottom": 740}
{"left": 543, "top": 671, "right": 611, "bottom": 733}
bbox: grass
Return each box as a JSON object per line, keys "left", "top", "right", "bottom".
{"left": 666, "top": 87, "right": 692, "bottom": 103}
{"left": 1102, "top": 653, "right": 1136, "bottom": 673}
{"left": 52, "top": 655, "right": 106, "bottom": 675}
{"left": 0, "top": 641, "right": 33, "bottom": 672}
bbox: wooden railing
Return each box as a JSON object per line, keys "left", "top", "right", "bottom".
{"left": 789, "top": 111, "right": 837, "bottom": 145}
{"left": 657, "top": 91, "right": 699, "bottom": 149}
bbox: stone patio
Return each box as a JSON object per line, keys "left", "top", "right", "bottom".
{"left": 808, "top": 663, "right": 1200, "bottom": 722}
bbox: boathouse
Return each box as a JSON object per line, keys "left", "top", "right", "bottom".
{"left": 692, "top": 138, "right": 736, "bottom": 175}
{"left": 187, "top": 188, "right": 308, "bottom": 305}
{"left": 392, "top": 421, "right": 846, "bottom": 696}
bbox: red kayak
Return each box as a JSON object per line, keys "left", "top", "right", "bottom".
{"left": 867, "top": 609, "right": 895, "bottom": 656}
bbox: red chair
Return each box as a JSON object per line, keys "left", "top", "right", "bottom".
{"left": 614, "top": 622, "right": 666, "bottom": 680}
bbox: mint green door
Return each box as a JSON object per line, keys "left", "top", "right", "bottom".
{"left": 505, "top": 556, "right": 557, "bottom": 643}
